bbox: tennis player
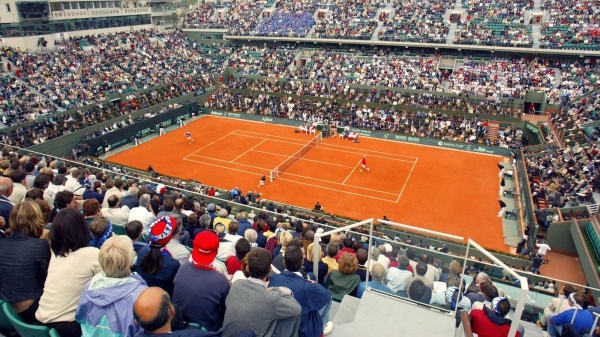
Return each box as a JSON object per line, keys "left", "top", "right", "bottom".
{"left": 185, "top": 131, "right": 194, "bottom": 144}
{"left": 259, "top": 175, "right": 266, "bottom": 187}
{"left": 360, "top": 155, "right": 369, "bottom": 172}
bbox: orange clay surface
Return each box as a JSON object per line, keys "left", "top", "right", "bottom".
{"left": 107, "top": 115, "right": 507, "bottom": 251}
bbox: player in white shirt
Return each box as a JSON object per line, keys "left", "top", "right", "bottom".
{"left": 185, "top": 132, "right": 194, "bottom": 145}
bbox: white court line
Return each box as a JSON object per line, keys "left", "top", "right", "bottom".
{"left": 184, "top": 130, "right": 237, "bottom": 159}
{"left": 230, "top": 132, "right": 308, "bottom": 146}
{"left": 277, "top": 178, "right": 397, "bottom": 203}
{"left": 189, "top": 154, "right": 271, "bottom": 170}
{"left": 396, "top": 158, "right": 418, "bottom": 203}
{"left": 183, "top": 157, "right": 265, "bottom": 176}
{"left": 314, "top": 146, "right": 416, "bottom": 164}
{"left": 318, "top": 142, "right": 419, "bottom": 160}
{"left": 233, "top": 129, "right": 314, "bottom": 143}
{"left": 280, "top": 171, "right": 398, "bottom": 196}
{"left": 236, "top": 129, "right": 419, "bottom": 160}
{"left": 251, "top": 150, "right": 354, "bottom": 168}
{"left": 230, "top": 139, "right": 267, "bottom": 163}
{"left": 342, "top": 155, "right": 363, "bottom": 184}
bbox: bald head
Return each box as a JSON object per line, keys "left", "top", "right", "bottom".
{"left": 133, "top": 287, "right": 173, "bottom": 333}
{"left": 0, "top": 177, "right": 13, "bottom": 197}
{"left": 372, "top": 262, "right": 386, "bottom": 282}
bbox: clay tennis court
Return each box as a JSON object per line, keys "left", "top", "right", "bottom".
{"left": 107, "top": 115, "right": 507, "bottom": 251}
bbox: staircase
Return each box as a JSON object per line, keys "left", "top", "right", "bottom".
{"left": 446, "top": 23, "right": 457, "bottom": 44}
{"left": 487, "top": 121, "right": 501, "bottom": 142}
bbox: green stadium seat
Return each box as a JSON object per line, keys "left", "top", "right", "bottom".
{"left": 112, "top": 224, "right": 126, "bottom": 236}
{"left": 1, "top": 302, "right": 61, "bottom": 337}
{"left": 0, "top": 300, "right": 16, "bottom": 335}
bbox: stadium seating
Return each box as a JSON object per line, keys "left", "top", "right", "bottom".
{"left": 1, "top": 302, "right": 61, "bottom": 337}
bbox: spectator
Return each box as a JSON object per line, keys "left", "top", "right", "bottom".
{"left": 538, "top": 284, "right": 578, "bottom": 329}
{"left": 357, "top": 262, "right": 391, "bottom": 299}
{"left": 128, "top": 194, "right": 157, "bottom": 234}
{"left": 304, "top": 243, "right": 329, "bottom": 285}
{"left": 222, "top": 248, "right": 302, "bottom": 337}
{"left": 325, "top": 252, "right": 361, "bottom": 298}
{"left": 385, "top": 255, "right": 414, "bottom": 295}
{"left": 8, "top": 170, "right": 28, "bottom": 204}
{"left": 132, "top": 287, "right": 223, "bottom": 337}
{"left": 89, "top": 217, "right": 114, "bottom": 249}
{"left": 236, "top": 211, "right": 253, "bottom": 236}
{"left": 135, "top": 216, "right": 180, "bottom": 296}
{"left": 121, "top": 186, "right": 140, "bottom": 209}
{"left": 215, "top": 222, "right": 236, "bottom": 261}
{"left": 0, "top": 201, "right": 50, "bottom": 323}
{"left": 408, "top": 280, "right": 431, "bottom": 304}
{"left": 270, "top": 245, "right": 334, "bottom": 337}
{"left": 75, "top": 235, "right": 147, "bottom": 336}
{"left": 405, "top": 262, "right": 434, "bottom": 292}
{"left": 322, "top": 242, "right": 340, "bottom": 275}
{"left": 36, "top": 208, "right": 101, "bottom": 336}
{"left": 173, "top": 231, "right": 229, "bottom": 332}
{"left": 226, "top": 238, "right": 252, "bottom": 275}
{"left": 165, "top": 216, "right": 191, "bottom": 264}
{"left": 335, "top": 237, "right": 356, "bottom": 262}
{"left": 470, "top": 297, "right": 525, "bottom": 337}
{"left": 103, "top": 195, "right": 131, "bottom": 225}
{"left": 125, "top": 220, "right": 148, "bottom": 254}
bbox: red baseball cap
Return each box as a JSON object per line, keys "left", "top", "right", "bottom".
{"left": 192, "top": 231, "right": 219, "bottom": 265}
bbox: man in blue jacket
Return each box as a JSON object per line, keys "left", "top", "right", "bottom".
{"left": 269, "top": 246, "right": 334, "bottom": 337}
{"left": 236, "top": 211, "right": 253, "bottom": 236}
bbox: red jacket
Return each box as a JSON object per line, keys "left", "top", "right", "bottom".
{"left": 335, "top": 247, "right": 357, "bottom": 262}
{"left": 470, "top": 308, "right": 521, "bottom": 337}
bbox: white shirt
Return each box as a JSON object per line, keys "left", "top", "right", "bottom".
{"left": 537, "top": 243, "right": 551, "bottom": 255}
{"left": 385, "top": 268, "right": 413, "bottom": 294}
{"left": 65, "top": 176, "right": 83, "bottom": 195}
{"left": 166, "top": 240, "right": 190, "bottom": 264}
{"left": 128, "top": 206, "right": 157, "bottom": 233}
{"left": 102, "top": 206, "right": 130, "bottom": 225}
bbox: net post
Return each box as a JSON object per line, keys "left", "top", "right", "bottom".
{"left": 269, "top": 170, "right": 274, "bottom": 182}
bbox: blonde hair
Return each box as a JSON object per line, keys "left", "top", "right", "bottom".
{"left": 330, "top": 233, "right": 340, "bottom": 244}
{"left": 8, "top": 200, "right": 46, "bottom": 238}
{"left": 99, "top": 236, "right": 135, "bottom": 278}
{"left": 306, "top": 243, "right": 322, "bottom": 262}
{"left": 279, "top": 231, "right": 293, "bottom": 251}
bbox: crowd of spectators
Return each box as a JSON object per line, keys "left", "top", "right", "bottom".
{"left": 2, "top": 30, "right": 229, "bottom": 109}
{"left": 549, "top": 90, "right": 600, "bottom": 145}
{"left": 312, "top": 0, "right": 379, "bottom": 40}
{"left": 224, "top": 0, "right": 266, "bottom": 36}
{"left": 539, "top": 0, "right": 600, "bottom": 50}
{"left": 0, "top": 75, "right": 58, "bottom": 126}
{"left": 181, "top": 3, "right": 229, "bottom": 29}
{"left": 207, "top": 89, "right": 522, "bottom": 146}
{"left": 379, "top": 0, "right": 451, "bottom": 43}
{"left": 226, "top": 77, "right": 518, "bottom": 117}
{"left": 446, "top": 57, "right": 555, "bottom": 99}
{"left": 524, "top": 142, "right": 600, "bottom": 207}
{"left": 251, "top": 0, "right": 319, "bottom": 37}
{"left": 0, "top": 149, "right": 550, "bottom": 337}
{"left": 454, "top": 0, "right": 532, "bottom": 47}
{"left": 286, "top": 52, "right": 444, "bottom": 91}
{"left": 254, "top": 11, "right": 316, "bottom": 37}
{"left": 227, "top": 45, "right": 297, "bottom": 76}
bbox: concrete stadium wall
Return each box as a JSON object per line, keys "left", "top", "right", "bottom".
{"left": 571, "top": 220, "right": 600, "bottom": 289}
{"left": 546, "top": 221, "right": 577, "bottom": 254}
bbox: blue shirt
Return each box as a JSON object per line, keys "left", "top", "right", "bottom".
{"left": 357, "top": 280, "right": 391, "bottom": 298}
{"left": 552, "top": 307, "right": 594, "bottom": 333}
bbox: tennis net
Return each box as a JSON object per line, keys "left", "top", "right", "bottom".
{"left": 270, "top": 132, "right": 322, "bottom": 182}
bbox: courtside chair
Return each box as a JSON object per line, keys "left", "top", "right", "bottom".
{"left": 0, "top": 299, "right": 16, "bottom": 335}
{"left": 1, "top": 302, "right": 62, "bottom": 337}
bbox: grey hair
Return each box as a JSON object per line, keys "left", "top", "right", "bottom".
{"left": 37, "top": 161, "right": 47, "bottom": 169}
{"left": 129, "top": 186, "right": 139, "bottom": 198}
{"left": 370, "top": 246, "right": 380, "bottom": 260}
{"left": 199, "top": 214, "right": 211, "bottom": 228}
{"left": 139, "top": 194, "right": 151, "bottom": 207}
{"left": 476, "top": 272, "right": 490, "bottom": 284}
{"left": 244, "top": 229, "right": 257, "bottom": 243}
